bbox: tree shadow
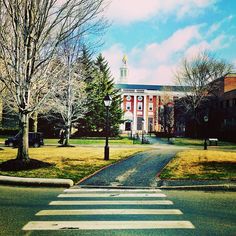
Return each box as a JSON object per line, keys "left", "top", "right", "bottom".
{"left": 199, "top": 161, "right": 236, "bottom": 173}
{"left": 0, "top": 158, "right": 54, "bottom": 171}
{"left": 57, "top": 144, "right": 75, "bottom": 148}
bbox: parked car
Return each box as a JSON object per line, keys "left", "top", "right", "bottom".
{"left": 5, "top": 132, "right": 44, "bottom": 148}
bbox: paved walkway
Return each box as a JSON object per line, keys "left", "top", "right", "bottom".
{"left": 79, "top": 145, "right": 178, "bottom": 188}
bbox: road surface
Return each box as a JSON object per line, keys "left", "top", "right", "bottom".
{"left": 0, "top": 185, "right": 235, "bottom": 236}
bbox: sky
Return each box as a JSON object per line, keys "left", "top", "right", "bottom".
{"left": 100, "top": 0, "right": 236, "bottom": 85}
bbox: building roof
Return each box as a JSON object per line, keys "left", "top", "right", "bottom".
{"left": 116, "top": 83, "right": 187, "bottom": 92}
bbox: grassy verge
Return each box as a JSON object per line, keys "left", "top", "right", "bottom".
{"left": 44, "top": 137, "right": 135, "bottom": 145}
{"left": 160, "top": 149, "right": 236, "bottom": 180}
{"left": 168, "top": 137, "right": 236, "bottom": 147}
{"left": 0, "top": 136, "right": 139, "bottom": 145}
{"left": 0, "top": 146, "right": 149, "bottom": 183}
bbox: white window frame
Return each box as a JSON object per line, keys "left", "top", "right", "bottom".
{"left": 126, "top": 102, "right": 131, "bottom": 110}
{"left": 149, "top": 103, "right": 153, "bottom": 111}
{"left": 138, "top": 102, "right": 143, "bottom": 110}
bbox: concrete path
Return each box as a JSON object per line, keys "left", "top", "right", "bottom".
{"left": 79, "top": 148, "right": 178, "bottom": 188}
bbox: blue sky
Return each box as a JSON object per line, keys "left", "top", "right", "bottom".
{"left": 101, "top": 0, "right": 236, "bottom": 85}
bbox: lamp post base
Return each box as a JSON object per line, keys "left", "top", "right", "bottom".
{"left": 204, "top": 139, "right": 207, "bottom": 150}
{"left": 104, "top": 145, "right": 109, "bottom": 160}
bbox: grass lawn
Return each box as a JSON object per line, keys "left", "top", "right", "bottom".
{"left": 0, "top": 146, "right": 149, "bottom": 183}
{"left": 168, "top": 137, "right": 236, "bottom": 148}
{"left": 160, "top": 149, "right": 236, "bottom": 180}
{"left": 44, "top": 137, "right": 135, "bottom": 145}
{"left": 0, "top": 136, "right": 140, "bottom": 146}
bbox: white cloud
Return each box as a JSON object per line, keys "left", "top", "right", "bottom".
{"left": 102, "top": 22, "right": 233, "bottom": 86}
{"left": 102, "top": 44, "right": 124, "bottom": 80}
{"left": 207, "top": 15, "right": 234, "bottom": 36}
{"left": 185, "top": 41, "right": 210, "bottom": 59}
{"left": 184, "top": 34, "right": 230, "bottom": 59}
{"left": 105, "top": 0, "right": 217, "bottom": 24}
{"left": 232, "top": 59, "right": 236, "bottom": 69}
{"left": 137, "top": 25, "right": 202, "bottom": 66}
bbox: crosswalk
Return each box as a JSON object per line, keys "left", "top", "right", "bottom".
{"left": 22, "top": 188, "right": 195, "bottom": 232}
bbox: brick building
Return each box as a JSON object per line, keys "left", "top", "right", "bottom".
{"left": 116, "top": 56, "right": 186, "bottom": 134}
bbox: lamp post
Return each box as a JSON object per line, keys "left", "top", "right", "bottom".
{"left": 127, "top": 119, "right": 133, "bottom": 139}
{"left": 203, "top": 115, "right": 208, "bottom": 150}
{"left": 141, "top": 118, "right": 144, "bottom": 144}
{"left": 104, "top": 94, "right": 112, "bottom": 160}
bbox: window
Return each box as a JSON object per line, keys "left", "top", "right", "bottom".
{"left": 220, "top": 101, "right": 223, "bottom": 108}
{"left": 233, "top": 98, "right": 236, "bottom": 106}
{"left": 138, "top": 96, "right": 143, "bottom": 101}
{"left": 126, "top": 95, "right": 131, "bottom": 101}
{"left": 226, "top": 100, "right": 229, "bottom": 108}
{"left": 126, "top": 102, "right": 131, "bottom": 110}
{"left": 149, "top": 103, "right": 153, "bottom": 111}
{"left": 125, "top": 122, "right": 131, "bottom": 131}
{"left": 138, "top": 102, "right": 142, "bottom": 110}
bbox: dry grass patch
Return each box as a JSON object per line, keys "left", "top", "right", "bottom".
{"left": 160, "top": 150, "right": 236, "bottom": 179}
{"left": 0, "top": 146, "right": 148, "bottom": 183}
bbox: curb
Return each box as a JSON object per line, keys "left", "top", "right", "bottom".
{"left": 160, "top": 184, "right": 236, "bottom": 191}
{"left": 0, "top": 175, "right": 73, "bottom": 188}
{"left": 157, "top": 178, "right": 236, "bottom": 191}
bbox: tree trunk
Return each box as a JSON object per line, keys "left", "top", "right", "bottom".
{"left": 64, "top": 124, "right": 70, "bottom": 146}
{"left": 17, "top": 112, "right": 29, "bottom": 161}
{"left": 32, "top": 112, "right": 38, "bottom": 132}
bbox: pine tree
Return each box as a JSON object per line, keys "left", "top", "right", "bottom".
{"left": 78, "top": 53, "right": 122, "bottom": 136}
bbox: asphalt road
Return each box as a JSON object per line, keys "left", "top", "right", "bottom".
{"left": 79, "top": 149, "right": 177, "bottom": 187}
{"left": 0, "top": 185, "right": 236, "bottom": 236}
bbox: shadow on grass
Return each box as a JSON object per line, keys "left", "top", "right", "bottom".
{"left": 200, "top": 161, "right": 236, "bottom": 174}
{"left": 57, "top": 144, "right": 75, "bottom": 148}
{"left": 0, "top": 158, "right": 54, "bottom": 171}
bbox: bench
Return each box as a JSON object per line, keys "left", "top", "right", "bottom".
{"left": 208, "top": 138, "right": 218, "bottom": 146}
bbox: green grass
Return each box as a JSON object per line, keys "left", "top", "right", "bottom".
{"left": 44, "top": 137, "right": 135, "bottom": 145}
{"left": 160, "top": 149, "right": 236, "bottom": 180}
{"left": 0, "top": 146, "right": 149, "bottom": 183}
{"left": 165, "top": 137, "right": 236, "bottom": 149}
{"left": 0, "top": 136, "right": 138, "bottom": 145}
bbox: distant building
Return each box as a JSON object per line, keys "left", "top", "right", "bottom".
{"left": 209, "top": 73, "right": 236, "bottom": 140}
{"left": 116, "top": 56, "right": 186, "bottom": 134}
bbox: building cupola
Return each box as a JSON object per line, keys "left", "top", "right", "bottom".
{"left": 118, "top": 55, "right": 128, "bottom": 83}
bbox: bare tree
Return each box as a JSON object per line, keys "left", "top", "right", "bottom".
{"left": 48, "top": 39, "right": 88, "bottom": 146}
{"left": 0, "top": 0, "right": 107, "bottom": 161}
{"left": 175, "top": 51, "right": 232, "bottom": 137}
{"left": 159, "top": 89, "right": 175, "bottom": 140}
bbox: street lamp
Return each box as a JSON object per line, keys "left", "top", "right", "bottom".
{"left": 127, "top": 119, "right": 133, "bottom": 139}
{"left": 104, "top": 94, "right": 112, "bottom": 160}
{"left": 203, "top": 115, "right": 208, "bottom": 150}
{"left": 141, "top": 118, "right": 144, "bottom": 144}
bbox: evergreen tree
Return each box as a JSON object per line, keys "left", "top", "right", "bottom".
{"left": 78, "top": 53, "right": 122, "bottom": 136}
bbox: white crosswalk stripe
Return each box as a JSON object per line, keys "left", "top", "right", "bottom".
{"left": 22, "top": 188, "right": 195, "bottom": 232}
{"left": 36, "top": 209, "right": 183, "bottom": 215}
{"left": 23, "top": 220, "right": 195, "bottom": 230}
{"left": 58, "top": 193, "right": 167, "bottom": 198}
{"left": 49, "top": 200, "right": 174, "bottom": 205}
{"left": 64, "top": 188, "right": 162, "bottom": 193}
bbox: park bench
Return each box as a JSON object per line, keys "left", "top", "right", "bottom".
{"left": 208, "top": 138, "right": 218, "bottom": 146}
